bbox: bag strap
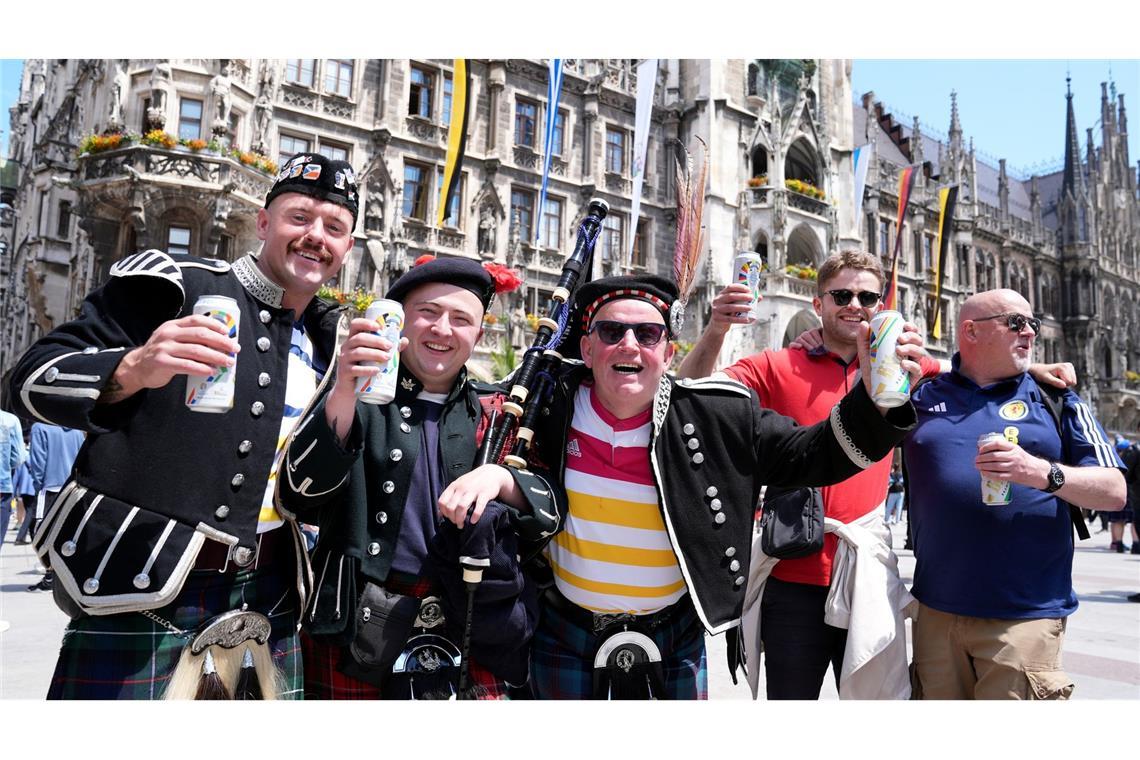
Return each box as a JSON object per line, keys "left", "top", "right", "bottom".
{"left": 1033, "top": 379, "right": 1090, "bottom": 541}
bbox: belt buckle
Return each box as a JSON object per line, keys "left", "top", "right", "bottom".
{"left": 591, "top": 611, "right": 635, "bottom": 634}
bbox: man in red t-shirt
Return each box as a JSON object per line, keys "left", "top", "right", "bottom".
{"left": 679, "top": 249, "right": 917, "bottom": 698}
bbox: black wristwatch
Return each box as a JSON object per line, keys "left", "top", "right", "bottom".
{"left": 1043, "top": 461, "right": 1065, "bottom": 493}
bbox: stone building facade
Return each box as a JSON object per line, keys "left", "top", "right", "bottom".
{"left": 0, "top": 58, "right": 681, "bottom": 383}
{"left": 3, "top": 59, "right": 1138, "bottom": 432}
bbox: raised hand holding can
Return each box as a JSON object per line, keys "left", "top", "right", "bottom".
{"left": 733, "top": 252, "right": 763, "bottom": 319}
{"left": 867, "top": 310, "right": 911, "bottom": 408}
{"left": 356, "top": 299, "right": 404, "bottom": 405}
{"left": 185, "top": 295, "right": 239, "bottom": 413}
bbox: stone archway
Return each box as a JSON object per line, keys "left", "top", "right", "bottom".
{"left": 781, "top": 307, "right": 821, "bottom": 348}
{"left": 786, "top": 137, "right": 820, "bottom": 186}
{"left": 786, "top": 223, "right": 823, "bottom": 268}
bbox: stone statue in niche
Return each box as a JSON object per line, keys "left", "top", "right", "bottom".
{"left": 252, "top": 92, "right": 273, "bottom": 155}
{"left": 210, "top": 64, "right": 233, "bottom": 136}
{"left": 477, "top": 204, "right": 497, "bottom": 258}
{"left": 147, "top": 61, "right": 173, "bottom": 130}
{"left": 510, "top": 305, "right": 527, "bottom": 349}
{"left": 364, "top": 185, "right": 385, "bottom": 235}
{"left": 107, "top": 59, "right": 130, "bottom": 131}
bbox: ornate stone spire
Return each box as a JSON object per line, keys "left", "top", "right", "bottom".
{"left": 948, "top": 90, "right": 962, "bottom": 152}
{"left": 1062, "top": 76, "right": 1085, "bottom": 196}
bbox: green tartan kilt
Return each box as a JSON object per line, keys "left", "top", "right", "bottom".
{"left": 47, "top": 562, "right": 303, "bottom": 700}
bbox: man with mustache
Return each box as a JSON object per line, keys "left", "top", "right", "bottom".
{"left": 5, "top": 152, "right": 358, "bottom": 698}
{"left": 904, "top": 288, "right": 1126, "bottom": 699}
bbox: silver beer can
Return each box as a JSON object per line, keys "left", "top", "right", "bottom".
{"left": 733, "top": 252, "right": 764, "bottom": 319}
{"left": 977, "top": 432, "right": 1013, "bottom": 505}
{"left": 356, "top": 299, "right": 404, "bottom": 405}
{"left": 185, "top": 295, "right": 240, "bottom": 413}
{"left": 867, "top": 310, "right": 910, "bottom": 408}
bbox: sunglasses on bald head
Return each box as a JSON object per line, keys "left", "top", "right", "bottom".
{"left": 589, "top": 320, "right": 668, "bottom": 347}
{"left": 971, "top": 312, "right": 1041, "bottom": 335}
{"left": 825, "top": 289, "right": 882, "bottom": 308}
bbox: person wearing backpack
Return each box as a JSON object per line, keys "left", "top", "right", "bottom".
{"left": 904, "top": 288, "right": 1126, "bottom": 700}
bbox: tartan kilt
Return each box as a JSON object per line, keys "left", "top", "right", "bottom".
{"left": 47, "top": 562, "right": 303, "bottom": 700}
{"left": 530, "top": 594, "right": 708, "bottom": 700}
{"left": 301, "top": 569, "right": 509, "bottom": 700}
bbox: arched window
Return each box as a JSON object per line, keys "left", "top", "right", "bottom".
{"left": 785, "top": 138, "right": 819, "bottom": 186}
{"left": 751, "top": 146, "right": 769, "bottom": 180}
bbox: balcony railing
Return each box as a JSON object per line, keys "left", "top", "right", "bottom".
{"left": 77, "top": 144, "right": 273, "bottom": 202}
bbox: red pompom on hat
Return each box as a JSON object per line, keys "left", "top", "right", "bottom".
{"left": 482, "top": 262, "right": 523, "bottom": 295}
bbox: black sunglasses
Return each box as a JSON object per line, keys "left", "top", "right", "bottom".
{"left": 589, "top": 320, "right": 668, "bottom": 347}
{"left": 972, "top": 312, "right": 1041, "bottom": 335}
{"left": 825, "top": 289, "right": 882, "bottom": 308}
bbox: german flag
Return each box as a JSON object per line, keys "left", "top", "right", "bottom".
{"left": 883, "top": 165, "right": 918, "bottom": 311}
{"left": 437, "top": 59, "right": 471, "bottom": 228}
{"left": 931, "top": 185, "right": 958, "bottom": 339}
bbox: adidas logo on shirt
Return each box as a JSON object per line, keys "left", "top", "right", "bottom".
{"left": 566, "top": 438, "right": 582, "bottom": 458}
{"left": 927, "top": 402, "right": 947, "bottom": 413}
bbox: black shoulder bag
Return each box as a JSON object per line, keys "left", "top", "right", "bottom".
{"left": 758, "top": 485, "right": 824, "bottom": 559}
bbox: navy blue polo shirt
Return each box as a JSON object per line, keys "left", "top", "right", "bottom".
{"left": 904, "top": 355, "right": 1123, "bottom": 620}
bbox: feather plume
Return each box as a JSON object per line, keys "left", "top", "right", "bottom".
{"left": 673, "top": 137, "right": 709, "bottom": 305}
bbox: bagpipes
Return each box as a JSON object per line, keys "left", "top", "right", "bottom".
{"left": 445, "top": 198, "right": 609, "bottom": 699}
{"left": 475, "top": 197, "right": 610, "bottom": 470}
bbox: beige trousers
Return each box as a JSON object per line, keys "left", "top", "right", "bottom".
{"left": 911, "top": 602, "right": 1074, "bottom": 700}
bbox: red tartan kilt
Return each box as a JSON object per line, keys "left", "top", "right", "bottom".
{"left": 300, "top": 629, "right": 507, "bottom": 699}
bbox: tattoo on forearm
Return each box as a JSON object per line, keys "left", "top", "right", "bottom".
{"left": 98, "top": 378, "right": 129, "bottom": 404}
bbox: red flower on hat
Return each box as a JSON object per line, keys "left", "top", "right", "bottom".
{"left": 413, "top": 254, "right": 437, "bottom": 267}
{"left": 482, "top": 262, "right": 523, "bottom": 294}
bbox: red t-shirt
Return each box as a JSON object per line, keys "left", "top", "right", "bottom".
{"left": 726, "top": 347, "right": 938, "bottom": 586}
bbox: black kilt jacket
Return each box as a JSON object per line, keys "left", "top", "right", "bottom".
{"left": 5, "top": 251, "right": 341, "bottom": 616}
{"left": 277, "top": 367, "right": 564, "bottom": 643}
{"left": 531, "top": 363, "right": 915, "bottom": 635}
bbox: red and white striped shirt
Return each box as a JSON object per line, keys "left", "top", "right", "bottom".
{"left": 547, "top": 384, "right": 684, "bottom": 614}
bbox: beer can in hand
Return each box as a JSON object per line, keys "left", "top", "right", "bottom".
{"left": 185, "top": 295, "right": 240, "bottom": 413}
{"left": 867, "top": 310, "right": 910, "bottom": 408}
{"left": 356, "top": 299, "right": 404, "bottom": 405}
{"left": 733, "top": 252, "right": 764, "bottom": 319}
{"left": 977, "top": 432, "right": 1013, "bottom": 505}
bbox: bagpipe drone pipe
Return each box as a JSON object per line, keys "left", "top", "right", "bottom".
{"left": 475, "top": 197, "right": 610, "bottom": 470}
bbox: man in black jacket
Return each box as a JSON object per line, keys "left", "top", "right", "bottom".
{"left": 5, "top": 152, "right": 358, "bottom": 699}
{"left": 438, "top": 274, "right": 922, "bottom": 699}
{"left": 278, "top": 257, "right": 561, "bottom": 698}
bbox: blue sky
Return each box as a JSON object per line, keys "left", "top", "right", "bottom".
{"left": 1, "top": 59, "right": 23, "bottom": 157}
{"left": 852, "top": 60, "right": 1140, "bottom": 179}
{"left": 3, "top": 58, "right": 1138, "bottom": 182}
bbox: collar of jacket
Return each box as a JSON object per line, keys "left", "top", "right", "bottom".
{"left": 232, "top": 254, "right": 285, "bottom": 308}
{"left": 393, "top": 363, "right": 475, "bottom": 412}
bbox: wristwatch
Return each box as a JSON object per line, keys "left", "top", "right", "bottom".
{"left": 1043, "top": 461, "right": 1065, "bottom": 493}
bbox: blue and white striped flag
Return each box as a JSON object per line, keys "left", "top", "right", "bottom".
{"left": 536, "top": 59, "right": 565, "bottom": 244}
{"left": 852, "top": 143, "right": 871, "bottom": 229}
{"left": 626, "top": 58, "right": 658, "bottom": 266}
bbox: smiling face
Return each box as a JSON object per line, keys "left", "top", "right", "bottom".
{"left": 581, "top": 298, "right": 674, "bottom": 420}
{"left": 959, "top": 289, "right": 1036, "bottom": 384}
{"left": 812, "top": 266, "right": 883, "bottom": 359}
{"left": 398, "top": 281, "right": 485, "bottom": 393}
{"left": 255, "top": 193, "right": 355, "bottom": 311}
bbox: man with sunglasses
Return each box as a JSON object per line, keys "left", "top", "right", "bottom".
{"left": 904, "top": 288, "right": 1126, "bottom": 699}
{"left": 678, "top": 249, "right": 942, "bottom": 699}
{"left": 439, "top": 273, "right": 920, "bottom": 699}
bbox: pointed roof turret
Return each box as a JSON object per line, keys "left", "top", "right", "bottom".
{"left": 1062, "top": 76, "right": 1085, "bottom": 195}
{"left": 948, "top": 90, "right": 962, "bottom": 151}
